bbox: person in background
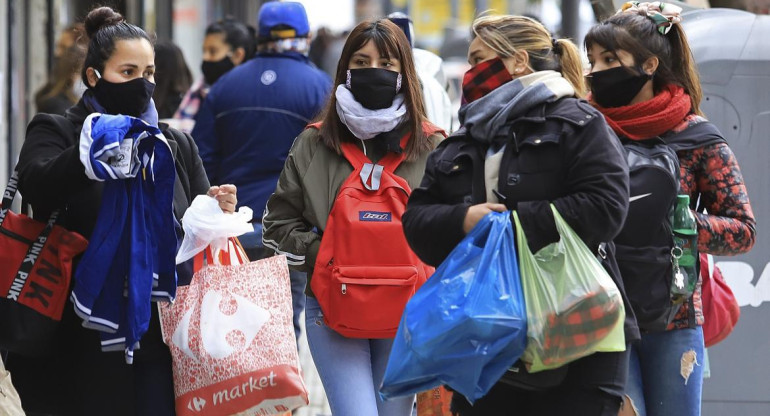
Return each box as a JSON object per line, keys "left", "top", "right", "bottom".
{"left": 6, "top": 6, "right": 236, "bottom": 415}
{"left": 320, "top": 29, "right": 348, "bottom": 78}
{"left": 172, "top": 18, "right": 255, "bottom": 133}
{"left": 35, "top": 43, "right": 87, "bottom": 115}
{"left": 308, "top": 26, "right": 332, "bottom": 70}
{"left": 388, "top": 12, "right": 453, "bottom": 133}
{"left": 153, "top": 40, "right": 193, "bottom": 120}
{"left": 402, "top": 14, "right": 638, "bottom": 415}
{"left": 262, "top": 18, "right": 444, "bottom": 415}
{"left": 192, "top": 1, "right": 331, "bottom": 342}
{"left": 53, "top": 23, "right": 86, "bottom": 66}
{"left": 585, "top": 3, "right": 755, "bottom": 415}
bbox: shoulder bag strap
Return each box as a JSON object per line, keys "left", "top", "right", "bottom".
{"left": 0, "top": 171, "right": 20, "bottom": 227}
{"left": 8, "top": 210, "right": 61, "bottom": 302}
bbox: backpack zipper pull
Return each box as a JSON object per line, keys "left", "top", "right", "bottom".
{"left": 341, "top": 283, "right": 347, "bottom": 295}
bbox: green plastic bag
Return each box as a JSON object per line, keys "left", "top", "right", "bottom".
{"left": 513, "top": 206, "right": 625, "bottom": 373}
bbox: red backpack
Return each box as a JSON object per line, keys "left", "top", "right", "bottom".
{"left": 310, "top": 123, "right": 441, "bottom": 338}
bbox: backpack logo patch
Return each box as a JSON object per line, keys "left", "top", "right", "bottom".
{"left": 359, "top": 211, "right": 392, "bottom": 222}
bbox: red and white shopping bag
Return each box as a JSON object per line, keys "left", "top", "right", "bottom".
{"left": 160, "top": 242, "right": 308, "bottom": 415}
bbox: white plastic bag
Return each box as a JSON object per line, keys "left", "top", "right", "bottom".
{"left": 175, "top": 195, "right": 253, "bottom": 264}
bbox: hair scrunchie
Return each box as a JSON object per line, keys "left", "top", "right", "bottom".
{"left": 619, "top": 1, "right": 683, "bottom": 35}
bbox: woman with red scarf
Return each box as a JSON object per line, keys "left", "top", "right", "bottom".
{"left": 585, "top": 3, "right": 756, "bottom": 416}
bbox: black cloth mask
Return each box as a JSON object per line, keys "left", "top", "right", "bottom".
{"left": 201, "top": 56, "right": 235, "bottom": 86}
{"left": 346, "top": 68, "right": 402, "bottom": 110}
{"left": 92, "top": 71, "right": 155, "bottom": 117}
{"left": 588, "top": 66, "right": 652, "bottom": 108}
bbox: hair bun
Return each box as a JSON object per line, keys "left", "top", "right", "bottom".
{"left": 84, "top": 6, "right": 125, "bottom": 38}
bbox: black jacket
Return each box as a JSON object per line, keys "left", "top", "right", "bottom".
{"left": 403, "top": 97, "right": 640, "bottom": 342}
{"left": 9, "top": 99, "right": 210, "bottom": 415}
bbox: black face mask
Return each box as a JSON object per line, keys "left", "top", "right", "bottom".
{"left": 201, "top": 56, "right": 235, "bottom": 86}
{"left": 92, "top": 71, "right": 155, "bottom": 117}
{"left": 346, "top": 68, "right": 402, "bottom": 110}
{"left": 588, "top": 66, "right": 652, "bottom": 108}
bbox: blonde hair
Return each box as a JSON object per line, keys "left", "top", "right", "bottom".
{"left": 471, "top": 15, "right": 586, "bottom": 97}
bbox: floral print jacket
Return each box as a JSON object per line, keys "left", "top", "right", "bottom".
{"left": 670, "top": 114, "right": 756, "bottom": 329}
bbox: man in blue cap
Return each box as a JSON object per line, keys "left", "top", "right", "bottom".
{"left": 192, "top": 1, "right": 331, "bottom": 342}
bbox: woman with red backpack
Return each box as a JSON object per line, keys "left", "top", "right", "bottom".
{"left": 261, "top": 19, "right": 444, "bottom": 416}
{"left": 584, "top": 3, "right": 756, "bottom": 415}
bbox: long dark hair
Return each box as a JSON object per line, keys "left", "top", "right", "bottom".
{"left": 317, "top": 19, "right": 430, "bottom": 161}
{"left": 584, "top": 11, "right": 703, "bottom": 115}
{"left": 206, "top": 18, "right": 256, "bottom": 61}
{"left": 81, "top": 6, "right": 153, "bottom": 88}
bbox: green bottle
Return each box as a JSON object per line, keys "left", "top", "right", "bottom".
{"left": 672, "top": 195, "right": 697, "bottom": 268}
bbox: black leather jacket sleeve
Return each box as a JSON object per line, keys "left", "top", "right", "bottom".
{"left": 17, "top": 113, "right": 92, "bottom": 211}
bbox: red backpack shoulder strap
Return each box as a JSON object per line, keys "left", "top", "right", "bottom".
{"left": 377, "top": 134, "right": 409, "bottom": 172}
{"left": 379, "top": 122, "right": 446, "bottom": 170}
{"left": 421, "top": 120, "right": 447, "bottom": 138}
{"left": 342, "top": 121, "right": 444, "bottom": 175}
{"left": 310, "top": 121, "right": 370, "bottom": 169}
{"left": 340, "top": 141, "right": 370, "bottom": 170}
{"left": 340, "top": 141, "right": 386, "bottom": 191}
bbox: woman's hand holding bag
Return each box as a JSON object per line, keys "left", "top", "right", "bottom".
{"left": 380, "top": 211, "right": 527, "bottom": 403}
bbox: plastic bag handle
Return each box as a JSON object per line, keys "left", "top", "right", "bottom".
{"left": 228, "top": 237, "right": 248, "bottom": 264}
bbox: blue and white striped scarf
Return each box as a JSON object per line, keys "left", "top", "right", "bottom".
{"left": 74, "top": 113, "right": 177, "bottom": 363}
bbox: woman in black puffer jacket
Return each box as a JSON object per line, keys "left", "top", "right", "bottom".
{"left": 402, "top": 14, "right": 638, "bottom": 416}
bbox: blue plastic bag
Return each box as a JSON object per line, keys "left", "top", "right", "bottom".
{"left": 380, "top": 211, "right": 527, "bottom": 403}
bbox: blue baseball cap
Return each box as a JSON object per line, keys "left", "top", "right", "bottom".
{"left": 387, "top": 12, "right": 413, "bottom": 47}
{"left": 258, "top": 1, "right": 310, "bottom": 40}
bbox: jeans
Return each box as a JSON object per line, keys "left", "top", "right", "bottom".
{"left": 626, "top": 326, "right": 704, "bottom": 416}
{"left": 305, "top": 297, "right": 414, "bottom": 416}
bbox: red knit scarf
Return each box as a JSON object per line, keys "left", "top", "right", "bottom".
{"left": 592, "top": 84, "right": 692, "bottom": 140}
